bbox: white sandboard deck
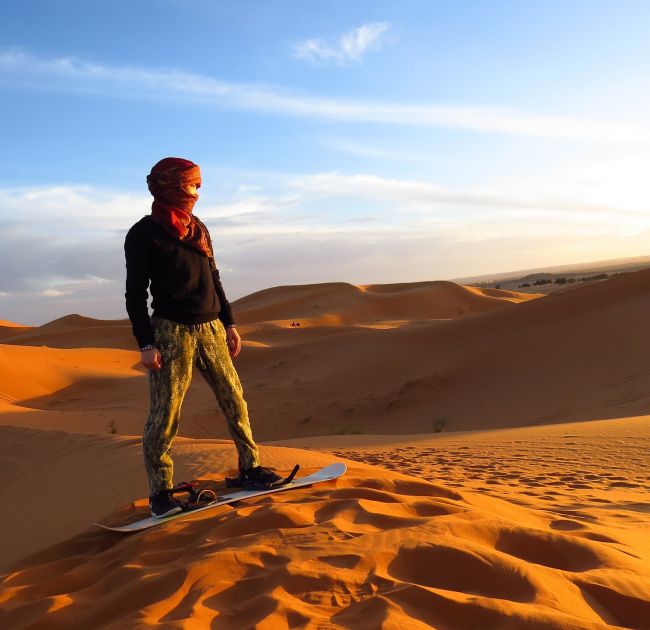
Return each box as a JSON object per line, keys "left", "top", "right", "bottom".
{"left": 95, "top": 462, "right": 347, "bottom": 533}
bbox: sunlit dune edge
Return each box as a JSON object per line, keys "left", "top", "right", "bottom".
{"left": 0, "top": 319, "right": 33, "bottom": 341}
{"left": 0, "top": 319, "right": 31, "bottom": 328}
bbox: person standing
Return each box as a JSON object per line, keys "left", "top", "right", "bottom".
{"left": 124, "top": 157, "right": 281, "bottom": 518}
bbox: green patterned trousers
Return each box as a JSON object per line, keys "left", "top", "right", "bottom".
{"left": 144, "top": 316, "right": 260, "bottom": 496}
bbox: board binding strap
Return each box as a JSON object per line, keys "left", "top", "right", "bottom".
{"left": 174, "top": 464, "right": 301, "bottom": 511}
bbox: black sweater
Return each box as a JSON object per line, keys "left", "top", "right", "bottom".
{"left": 124, "top": 215, "right": 235, "bottom": 349}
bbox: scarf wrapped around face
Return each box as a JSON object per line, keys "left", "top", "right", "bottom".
{"left": 146, "top": 157, "right": 213, "bottom": 258}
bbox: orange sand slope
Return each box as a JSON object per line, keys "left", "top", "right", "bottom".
{"left": 1, "top": 420, "right": 650, "bottom": 629}
{"left": 0, "top": 318, "right": 32, "bottom": 340}
{"left": 0, "top": 314, "right": 133, "bottom": 349}
{"left": 0, "top": 344, "right": 140, "bottom": 403}
{"left": 0, "top": 281, "right": 532, "bottom": 349}
{"left": 232, "top": 268, "right": 650, "bottom": 436}
{"left": 276, "top": 414, "right": 650, "bottom": 523}
{"left": 0, "top": 280, "right": 539, "bottom": 438}
{"left": 2, "top": 272, "right": 650, "bottom": 439}
{"left": 0, "top": 343, "right": 149, "bottom": 436}
{"left": 233, "top": 280, "right": 539, "bottom": 326}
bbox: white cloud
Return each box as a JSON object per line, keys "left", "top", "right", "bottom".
{"left": 341, "top": 23, "right": 390, "bottom": 61}
{"left": 1, "top": 49, "right": 648, "bottom": 140}
{"left": 2, "top": 158, "right": 650, "bottom": 324}
{"left": 39, "top": 275, "right": 114, "bottom": 299}
{"left": 287, "top": 171, "right": 647, "bottom": 219}
{"left": 1, "top": 169, "right": 644, "bottom": 253}
{"left": 205, "top": 194, "right": 301, "bottom": 221}
{"left": 42, "top": 288, "right": 72, "bottom": 297}
{"left": 0, "top": 185, "right": 149, "bottom": 238}
{"left": 294, "top": 22, "right": 390, "bottom": 64}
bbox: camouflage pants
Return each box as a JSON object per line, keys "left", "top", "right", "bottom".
{"left": 144, "top": 316, "right": 260, "bottom": 496}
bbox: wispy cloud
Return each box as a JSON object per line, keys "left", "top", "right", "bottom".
{"left": 0, "top": 185, "right": 149, "bottom": 237}
{"left": 322, "top": 137, "right": 417, "bottom": 161}
{"left": 1, "top": 49, "right": 647, "bottom": 140}
{"left": 288, "top": 172, "right": 648, "bottom": 218}
{"left": 293, "top": 22, "right": 390, "bottom": 64}
{"left": 39, "top": 275, "right": 114, "bottom": 300}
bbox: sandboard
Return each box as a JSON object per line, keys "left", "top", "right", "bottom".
{"left": 95, "top": 462, "right": 346, "bottom": 533}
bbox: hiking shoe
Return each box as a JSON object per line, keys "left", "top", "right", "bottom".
{"left": 149, "top": 490, "right": 183, "bottom": 518}
{"left": 239, "top": 465, "right": 283, "bottom": 488}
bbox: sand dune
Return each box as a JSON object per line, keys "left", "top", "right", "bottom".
{"left": 0, "top": 279, "right": 543, "bottom": 438}
{"left": 1, "top": 420, "right": 649, "bottom": 629}
{"left": 2, "top": 272, "right": 650, "bottom": 439}
{"left": 1, "top": 281, "right": 526, "bottom": 349}
{"left": 233, "top": 280, "right": 538, "bottom": 326}
{"left": 1, "top": 314, "right": 134, "bottom": 349}
{"left": 2, "top": 273, "right": 650, "bottom": 628}
{"left": 35, "top": 314, "right": 124, "bottom": 332}
{"left": 0, "top": 344, "right": 139, "bottom": 398}
{"left": 0, "top": 318, "right": 33, "bottom": 340}
{"left": 232, "top": 268, "right": 650, "bottom": 437}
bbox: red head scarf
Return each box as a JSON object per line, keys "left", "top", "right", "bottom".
{"left": 146, "top": 157, "right": 213, "bottom": 258}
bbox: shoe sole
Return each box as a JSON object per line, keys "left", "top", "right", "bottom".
{"left": 151, "top": 506, "right": 183, "bottom": 519}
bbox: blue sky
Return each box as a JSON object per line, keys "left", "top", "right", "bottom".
{"left": 1, "top": 1, "right": 650, "bottom": 325}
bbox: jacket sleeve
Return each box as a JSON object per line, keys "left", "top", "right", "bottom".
{"left": 124, "top": 226, "right": 155, "bottom": 348}
{"left": 211, "top": 262, "right": 236, "bottom": 328}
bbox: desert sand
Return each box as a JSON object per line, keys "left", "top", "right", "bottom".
{"left": 1, "top": 274, "right": 650, "bottom": 628}
{"left": 0, "top": 318, "right": 32, "bottom": 341}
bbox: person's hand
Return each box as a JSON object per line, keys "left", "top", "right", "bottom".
{"left": 141, "top": 347, "right": 163, "bottom": 370}
{"left": 226, "top": 326, "right": 241, "bottom": 358}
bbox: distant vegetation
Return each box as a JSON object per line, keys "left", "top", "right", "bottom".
{"left": 519, "top": 273, "right": 609, "bottom": 288}
{"left": 433, "top": 416, "right": 448, "bottom": 433}
{"left": 469, "top": 267, "right": 640, "bottom": 292}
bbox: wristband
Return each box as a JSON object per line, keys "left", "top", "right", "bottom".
{"left": 140, "top": 344, "right": 156, "bottom": 352}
